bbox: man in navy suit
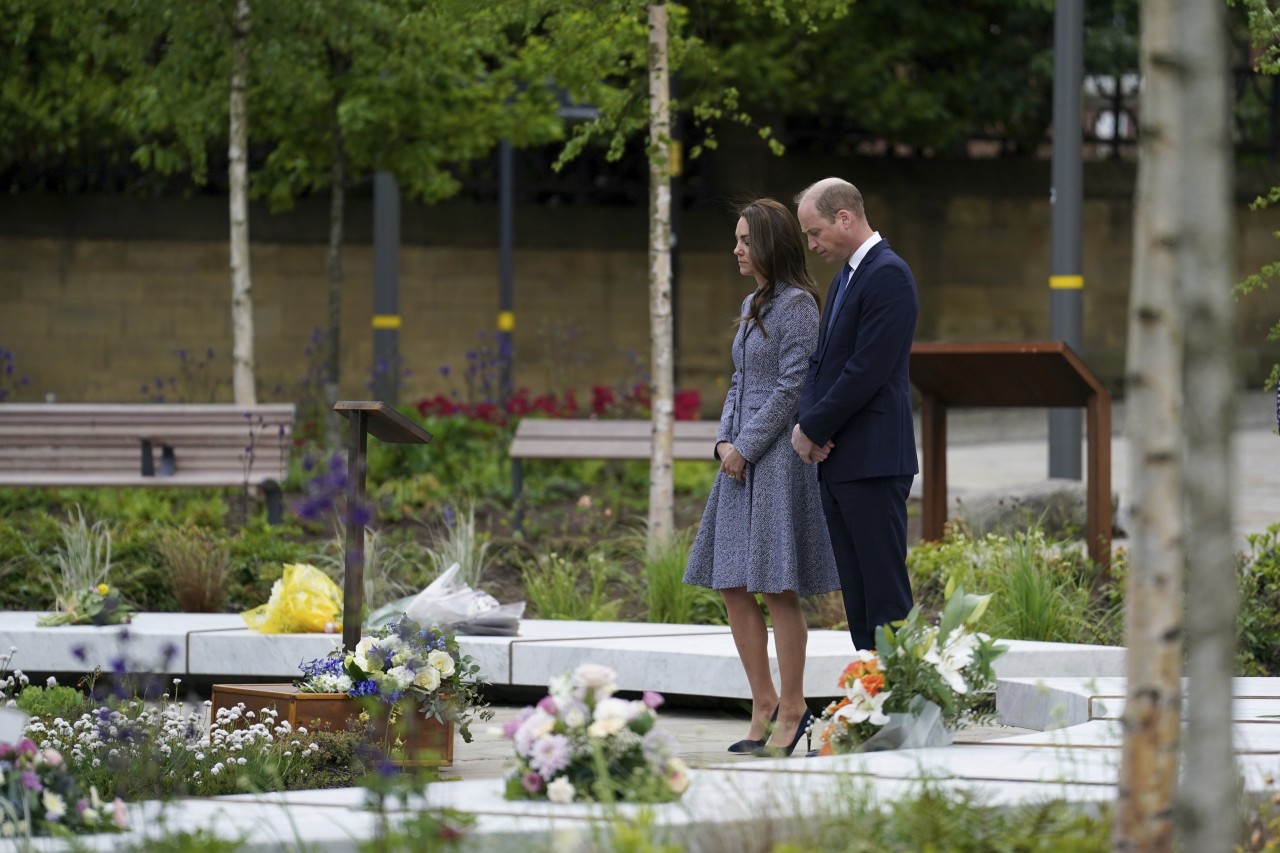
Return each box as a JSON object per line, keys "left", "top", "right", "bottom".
{"left": 791, "top": 177, "right": 919, "bottom": 652}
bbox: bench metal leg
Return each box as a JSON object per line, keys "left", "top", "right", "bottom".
{"left": 140, "top": 439, "right": 155, "bottom": 477}
{"left": 261, "top": 479, "right": 283, "bottom": 525}
{"left": 159, "top": 444, "right": 176, "bottom": 476}
{"left": 511, "top": 458, "right": 524, "bottom": 533}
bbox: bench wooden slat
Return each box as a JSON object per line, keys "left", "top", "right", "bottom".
{"left": 0, "top": 403, "right": 295, "bottom": 487}
{"left": 0, "top": 472, "right": 274, "bottom": 488}
{"left": 509, "top": 419, "right": 719, "bottom": 461}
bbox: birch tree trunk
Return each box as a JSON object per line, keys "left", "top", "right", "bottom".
{"left": 646, "top": 0, "right": 675, "bottom": 553}
{"left": 325, "top": 114, "right": 345, "bottom": 451}
{"left": 1113, "top": 0, "right": 1183, "bottom": 848}
{"left": 1175, "top": 0, "right": 1239, "bottom": 848}
{"left": 228, "top": 0, "right": 256, "bottom": 406}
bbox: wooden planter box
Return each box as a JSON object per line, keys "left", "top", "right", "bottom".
{"left": 210, "top": 683, "right": 454, "bottom": 767}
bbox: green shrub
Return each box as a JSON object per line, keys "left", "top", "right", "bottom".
{"left": 16, "top": 684, "right": 93, "bottom": 721}
{"left": 422, "top": 503, "right": 496, "bottom": 590}
{"left": 1238, "top": 524, "right": 1280, "bottom": 675}
{"left": 31, "top": 506, "right": 114, "bottom": 612}
{"left": 156, "top": 525, "right": 233, "bottom": 612}
{"left": 638, "top": 526, "right": 726, "bottom": 625}
{"left": 519, "top": 550, "right": 624, "bottom": 621}
{"left": 906, "top": 526, "right": 1115, "bottom": 646}
{"left": 771, "top": 779, "right": 1111, "bottom": 852}
{"left": 672, "top": 460, "right": 718, "bottom": 496}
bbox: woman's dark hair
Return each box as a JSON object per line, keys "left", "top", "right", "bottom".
{"left": 737, "top": 198, "right": 821, "bottom": 337}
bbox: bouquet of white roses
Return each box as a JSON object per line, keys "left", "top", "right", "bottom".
{"left": 503, "top": 663, "right": 689, "bottom": 805}
{"left": 297, "top": 615, "right": 490, "bottom": 742}
{"left": 812, "top": 585, "right": 1006, "bottom": 756}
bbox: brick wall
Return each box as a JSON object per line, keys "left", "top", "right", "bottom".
{"left": 3, "top": 157, "right": 1280, "bottom": 414}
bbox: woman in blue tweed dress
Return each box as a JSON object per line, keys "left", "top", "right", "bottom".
{"left": 684, "top": 198, "right": 839, "bottom": 757}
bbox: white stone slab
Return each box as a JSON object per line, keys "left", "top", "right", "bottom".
{"left": 1088, "top": 696, "right": 1280, "bottom": 723}
{"left": 509, "top": 632, "right": 762, "bottom": 698}
{"left": 963, "top": 718, "right": 1123, "bottom": 748}
{"left": 187, "top": 629, "right": 344, "bottom": 677}
{"left": 987, "top": 639, "right": 1126, "bottom": 678}
{"left": 464, "top": 620, "right": 733, "bottom": 686}
{"left": 998, "top": 677, "right": 1130, "bottom": 730}
{"left": 721, "top": 742, "right": 1123, "bottom": 786}
{"left": 117, "top": 797, "right": 373, "bottom": 852}
{"left": 0, "top": 612, "right": 241, "bottom": 674}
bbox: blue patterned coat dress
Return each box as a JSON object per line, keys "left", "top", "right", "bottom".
{"left": 684, "top": 284, "right": 840, "bottom": 596}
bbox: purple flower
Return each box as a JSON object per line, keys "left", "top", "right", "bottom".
{"left": 642, "top": 728, "right": 675, "bottom": 762}
{"left": 536, "top": 695, "right": 558, "bottom": 716}
{"left": 521, "top": 772, "right": 543, "bottom": 794}
{"left": 502, "top": 707, "right": 535, "bottom": 739}
{"left": 349, "top": 680, "right": 378, "bottom": 697}
{"left": 642, "top": 691, "right": 665, "bottom": 710}
{"left": 529, "top": 733, "right": 572, "bottom": 779}
{"left": 20, "top": 769, "right": 41, "bottom": 791}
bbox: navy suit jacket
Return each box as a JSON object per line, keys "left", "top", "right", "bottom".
{"left": 797, "top": 239, "right": 919, "bottom": 482}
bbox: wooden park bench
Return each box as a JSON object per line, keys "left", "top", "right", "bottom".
{"left": 509, "top": 418, "right": 721, "bottom": 463}
{"left": 507, "top": 418, "right": 719, "bottom": 513}
{"left": 0, "top": 403, "right": 296, "bottom": 522}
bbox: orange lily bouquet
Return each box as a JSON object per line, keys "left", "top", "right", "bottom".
{"left": 813, "top": 585, "right": 1006, "bottom": 756}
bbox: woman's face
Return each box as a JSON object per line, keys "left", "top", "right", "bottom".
{"left": 734, "top": 216, "right": 761, "bottom": 282}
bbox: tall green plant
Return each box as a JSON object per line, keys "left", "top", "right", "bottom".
{"left": 311, "top": 522, "right": 423, "bottom": 610}
{"left": 519, "top": 551, "right": 622, "bottom": 621}
{"left": 424, "top": 504, "right": 494, "bottom": 590}
{"left": 1236, "top": 0, "right": 1280, "bottom": 393}
{"left": 37, "top": 506, "right": 113, "bottom": 612}
{"left": 1237, "top": 524, "right": 1280, "bottom": 675}
{"left": 906, "top": 526, "right": 1108, "bottom": 645}
{"left": 634, "top": 526, "right": 725, "bottom": 625}
{"left": 156, "top": 525, "right": 232, "bottom": 612}
{"left": 986, "top": 537, "right": 1091, "bottom": 643}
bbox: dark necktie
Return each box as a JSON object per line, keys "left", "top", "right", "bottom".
{"left": 826, "top": 263, "right": 853, "bottom": 333}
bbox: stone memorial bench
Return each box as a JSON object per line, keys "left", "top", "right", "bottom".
{"left": 0, "top": 403, "right": 295, "bottom": 521}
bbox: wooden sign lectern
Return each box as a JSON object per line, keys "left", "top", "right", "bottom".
{"left": 909, "top": 341, "right": 1112, "bottom": 568}
{"left": 333, "top": 401, "right": 433, "bottom": 651}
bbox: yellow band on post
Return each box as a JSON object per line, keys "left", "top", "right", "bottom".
{"left": 1049, "top": 275, "right": 1084, "bottom": 290}
{"left": 498, "top": 311, "right": 516, "bottom": 332}
{"left": 372, "top": 314, "right": 402, "bottom": 329}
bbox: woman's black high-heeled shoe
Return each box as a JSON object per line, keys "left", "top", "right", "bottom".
{"left": 727, "top": 705, "right": 779, "bottom": 754}
{"left": 751, "top": 708, "right": 813, "bottom": 758}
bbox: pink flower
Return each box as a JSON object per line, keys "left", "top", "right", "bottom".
{"left": 16, "top": 737, "right": 37, "bottom": 756}
{"left": 537, "top": 695, "right": 558, "bottom": 716}
{"left": 113, "top": 798, "right": 128, "bottom": 829}
{"left": 642, "top": 691, "right": 664, "bottom": 710}
{"left": 521, "top": 772, "right": 543, "bottom": 794}
{"left": 502, "top": 707, "right": 535, "bottom": 740}
{"left": 42, "top": 748, "right": 64, "bottom": 768}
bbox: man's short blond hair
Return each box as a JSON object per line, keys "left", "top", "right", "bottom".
{"left": 796, "top": 178, "right": 865, "bottom": 223}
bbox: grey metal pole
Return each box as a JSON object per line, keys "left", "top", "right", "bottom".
{"left": 1049, "top": 0, "right": 1084, "bottom": 480}
{"left": 498, "top": 139, "right": 515, "bottom": 405}
{"left": 372, "top": 171, "right": 401, "bottom": 404}
{"left": 498, "top": 140, "right": 524, "bottom": 525}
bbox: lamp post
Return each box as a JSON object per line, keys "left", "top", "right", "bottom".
{"left": 1049, "top": 0, "right": 1084, "bottom": 479}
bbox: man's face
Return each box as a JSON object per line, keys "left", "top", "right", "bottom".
{"left": 798, "top": 200, "right": 853, "bottom": 263}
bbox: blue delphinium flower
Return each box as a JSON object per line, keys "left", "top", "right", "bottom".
{"left": 349, "top": 680, "right": 379, "bottom": 698}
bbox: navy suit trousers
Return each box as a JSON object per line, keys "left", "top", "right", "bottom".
{"left": 819, "top": 474, "right": 914, "bottom": 651}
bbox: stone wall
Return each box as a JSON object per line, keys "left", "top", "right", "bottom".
{"left": 3, "top": 156, "right": 1280, "bottom": 414}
